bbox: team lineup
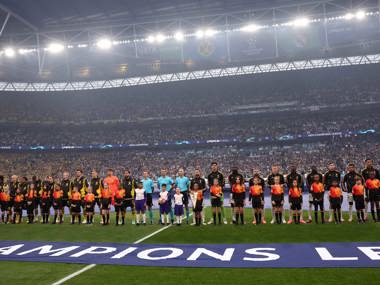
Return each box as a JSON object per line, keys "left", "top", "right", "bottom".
{"left": 0, "top": 159, "right": 379, "bottom": 227}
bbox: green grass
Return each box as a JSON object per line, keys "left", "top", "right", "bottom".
{"left": 0, "top": 209, "right": 379, "bottom": 285}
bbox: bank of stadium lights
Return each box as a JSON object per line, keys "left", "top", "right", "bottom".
{"left": 290, "top": 17, "right": 310, "bottom": 27}
{"left": 96, "top": 38, "right": 112, "bottom": 49}
{"left": 4, "top": 48, "right": 15, "bottom": 58}
{"left": 0, "top": 9, "right": 377, "bottom": 57}
{"left": 46, "top": 42, "right": 65, "bottom": 54}
{"left": 173, "top": 31, "right": 185, "bottom": 42}
{"left": 240, "top": 23, "right": 262, "bottom": 32}
{"left": 195, "top": 28, "right": 218, "bottom": 39}
{"left": 146, "top": 33, "right": 167, "bottom": 44}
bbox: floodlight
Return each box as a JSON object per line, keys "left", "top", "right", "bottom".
{"left": 344, "top": 13, "right": 354, "bottom": 20}
{"left": 241, "top": 24, "right": 261, "bottom": 32}
{"left": 196, "top": 29, "right": 217, "bottom": 38}
{"left": 4, "top": 48, "right": 15, "bottom": 58}
{"left": 47, "top": 43, "right": 65, "bottom": 54}
{"left": 174, "top": 31, "right": 185, "bottom": 42}
{"left": 292, "top": 17, "right": 310, "bottom": 27}
{"left": 355, "top": 10, "right": 366, "bottom": 20}
{"left": 96, "top": 38, "right": 112, "bottom": 49}
{"left": 195, "top": 30, "right": 205, "bottom": 38}
{"left": 155, "top": 34, "right": 166, "bottom": 43}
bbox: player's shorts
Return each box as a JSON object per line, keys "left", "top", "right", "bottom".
{"left": 353, "top": 195, "right": 365, "bottom": 210}
{"left": 313, "top": 192, "right": 324, "bottom": 203}
{"left": 85, "top": 204, "right": 94, "bottom": 213}
{"left": 135, "top": 199, "right": 146, "bottom": 212}
{"left": 34, "top": 197, "right": 40, "bottom": 207}
{"left": 193, "top": 199, "right": 203, "bottom": 212}
{"left": 181, "top": 191, "right": 189, "bottom": 206}
{"left": 174, "top": 204, "right": 184, "bottom": 216}
{"left": 40, "top": 199, "right": 51, "bottom": 212}
{"left": 13, "top": 202, "right": 23, "bottom": 213}
{"left": 233, "top": 192, "right": 245, "bottom": 207}
{"left": 101, "top": 198, "right": 111, "bottom": 210}
{"left": 330, "top": 197, "right": 341, "bottom": 210}
{"left": 271, "top": 194, "right": 284, "bottom": 207}
{"left": 368, "top": 189, "right": 380, "bottom": 202}
{"left": 211, "top": 197, "right": 222, "bottom": 207}
{"left": 160, "top": 201, "right": 170, "bottom": 214}
{"left": 52, "top": 199, "right": 63, "bottom": 210}
{"left": 146, "top": 193, "right": 153, "bottom": 207}
{"left": 114, "top": 204, "right": 123, "bottom": 213}
{"left": 251, "top": 196, "right": 263, "bottom": 209}
{"left": 290, "top": 197, "right": 302, "bottom": 210}
{"left": 124, "top": 199, "right": 135, "bottom": 210}
{"left": 1, "top": 202, "right": 10, "bottom": 212}
{"left": 70, "top": 202, "right": 81, "bottom": 213}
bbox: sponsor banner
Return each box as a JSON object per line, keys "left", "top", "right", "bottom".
{"left": 0, "top": 241, "right": 379, "bottom": 268}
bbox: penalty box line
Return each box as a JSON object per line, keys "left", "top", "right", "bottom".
{"left": 51, "top": 224, "right": 173, "bottom": 285}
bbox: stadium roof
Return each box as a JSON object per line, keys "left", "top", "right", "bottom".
{"left": 0, "top": 0, "right": 376, "bottom": 35}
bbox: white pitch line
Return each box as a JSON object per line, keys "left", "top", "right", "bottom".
{"left": 51, "top": 223, "right": 172, "bottom": 285}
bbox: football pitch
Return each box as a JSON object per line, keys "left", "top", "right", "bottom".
{"left": 0, "top": 208, "right": 379, "bottom": 285}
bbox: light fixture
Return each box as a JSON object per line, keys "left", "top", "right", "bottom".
{"left": 174, "top": 31, "right": 185, "bottom": 42}
{"left": 240, "top": 24, "right": 261, "bottom": 32}
{"left": 355, "top": 10, "right": 366, "bottom": 20}
{"left": 47, "top": 42, "right": 65, "bottom": 54}
{"left": 4, "top": 48, "right": 15, "bottom": 58}
{"left": 292, "top": 17, "right": 310, "bottom": 27}
{"left": 96, "top": 38, "right": 112, "bottom": 49}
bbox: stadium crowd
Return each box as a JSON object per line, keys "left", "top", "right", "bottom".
{"left": 1, "top": 65, "right": 379, "bottom": 125}
{"left": 0, "top": 111, "right": 378, "bottom": 147}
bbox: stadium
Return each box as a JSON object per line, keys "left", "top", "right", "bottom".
{"left": 0, "top": 0, "right": 379, "bottom": 284}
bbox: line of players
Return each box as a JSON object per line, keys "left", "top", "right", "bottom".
{"left": 0, "top": 159, "right": 379, "bottom": 226}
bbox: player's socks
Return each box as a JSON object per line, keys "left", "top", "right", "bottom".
{"left": 161, "top": 215, "right": 165, "bottom": 225}
{"left": 321, "top": 211, "right": 325, "bottom": 224}
{"left": 337, "top": 211, "right": 342, "bottom": 224}
{"left": 166, "top": 215, "right": 170, "bottom": 225}
{"left": 377, "top": 209, "right": 380, "bottom": 221}
{"left": 1, "top": 214, "right": 4, "bottom": 223}
{"left": 371, "top": 210, "right": 376, "bottom": 221}
{"left": 356, "top": 212, "right": 361, "bottom": 222}
{"left": 213, "top": 213, "right": 216, "bottom": 225}
{"left": 254, "top": 213, "right": 258, "bottom": 224}
{"left": 78, "top": 215, "right": 81, "bottom": 224}
{"left": 106, "top": 214, "right": 110, "bottom": 224}
{"left": 60, "top": 214, "right": 63, "bottom": 223}
{"left": 186, "top": 209, "right": 190, "bottom": 221}
{"left": 71, "top": 216, "right": 75, "bottom": 224}
{"left": 53, "top": 214, "right": 57, "bottom": 224}
{"left": 116, "top": 215, "right": 119, "bottom": 225}
{"left": 293, "top": 214, "right": 297, "bottom": 224}
{"left": 279, "top": 212, "right": 282, "bottom": 224}
{"left": 314, "top": 212, "right": 318, "bottom": 224}
{"left": 334, "top": 212, "right": 338, "bottom": 223}
{"left": 240, "top": 213, "right": 244, "bottom": 224}
{"left": 360, "top": 211, "right": 365, "bottom": 222}
{"left": 218, "top": 213, "right": 221, "bottom": 224}
{"left": 235, "top": 213, "right": 239, "bottom": 225}
{"left": 149, "top": 210, "right": 153, "bottom": 223}
{"left": 258, "top": 213, "right": 262, "bottom": 224}
{"left": 142, "top": 213, "right": 146, "bottom": 224}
